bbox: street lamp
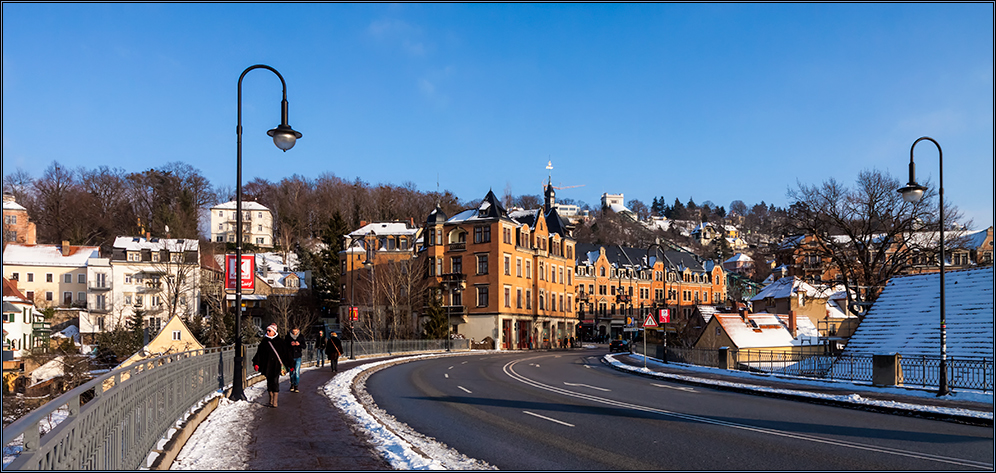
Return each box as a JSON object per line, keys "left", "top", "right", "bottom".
{"left": 230, "top": 65, "right": 302, "bottom": 402}
{"left": 897, "top": 136, "right": 948, "bottom": 397}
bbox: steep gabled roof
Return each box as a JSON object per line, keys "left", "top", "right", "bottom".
{"left": 842, "top": 266, "right": 993, "bottom": 358}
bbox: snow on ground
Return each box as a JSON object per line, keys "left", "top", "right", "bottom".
{"left": 165, "top": 350, "right": 992, "bottom": 470}
{"left": 2, "top": 405, "right": 68, "bottom": 468}
{"left": 169, "top": 382, "right": 268, "bottom": 470}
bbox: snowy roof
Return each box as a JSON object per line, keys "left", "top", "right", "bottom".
{"left": 2, "top": 244, "right": 100, "bottom": 267}
{"left": 842, "top": 266, "right": 994, "bottom": 358}
{"left": 255, "top": 251, "right": 300, "bottom": 272}
{"left": 113, "top": 236, "right": 199, "bottom": 252}
{"left": 751, "top": 276, "right": 827, "bottom": 301}
{"left": 2, "top": 200, "right": 26, "bottom": 211}
{"left": 725, "top": 253, "right": 752, "bottom": 264}
{"left": 714, "top": 313, "right": 796, "bottom": 348}
{"left": 697, "top": 305, "right": 718, "bottom": 323}
{"left": 349, "top": 222, "right": 417, "bottom": 237}
{"left": 211, "top": 200, "right": 270, "bottom": 211}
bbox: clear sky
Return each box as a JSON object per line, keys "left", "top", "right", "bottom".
{"left": 3, "top": 3, "right": 993, "bottom": 229}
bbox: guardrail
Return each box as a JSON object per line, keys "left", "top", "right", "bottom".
{"left": 2, "top": 338, "right": 469, "bottom": 470}
{"left": 633, "top": 343, "right": 993, "bottom": 392}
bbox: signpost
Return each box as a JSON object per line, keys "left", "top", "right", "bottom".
{"left": 642, "top": 313, "right": 658, "bottom": 368}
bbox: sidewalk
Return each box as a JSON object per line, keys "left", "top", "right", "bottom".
{"left": 605, "top": 351, "right": 993, "bottom": 426}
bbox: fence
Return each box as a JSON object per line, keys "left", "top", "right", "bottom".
{"left": 2, "top": 338, "right": 465, "bottom": 470}
{"left": 633, "top": 343, "right": 992, "bottom": 392}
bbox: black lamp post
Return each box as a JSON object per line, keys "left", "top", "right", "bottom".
{"left": 646, "top": 242, "right": 668, "bottom": 363}
{"left": 230, "top": 65, "right": 302, "bottom": 402}
{"left": 897, "top": 136, "right": 948, "bottom": 397}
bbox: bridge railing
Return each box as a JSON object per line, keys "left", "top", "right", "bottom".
{"left": 2, "top": 338, "right": 467, "bottom": 470}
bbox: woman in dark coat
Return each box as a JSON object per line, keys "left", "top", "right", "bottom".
{"left": 253, "top": 324, "right": 291, "bottom": 407}
{"left": 325, "top": 331, "right": 344, "bottom": 373}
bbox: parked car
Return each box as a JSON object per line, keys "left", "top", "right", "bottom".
{"left": 609, "top": 339, "right": 629, "bottom": 353}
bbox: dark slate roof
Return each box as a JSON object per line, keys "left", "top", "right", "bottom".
{"left": 842, "top": 266, "right": 994, "bottom": 358}
{"left": 574, "top": 243, "right": 710, "bottom": 272}
{"left": 426, "top": 204, "right": 447, "bottom": 225}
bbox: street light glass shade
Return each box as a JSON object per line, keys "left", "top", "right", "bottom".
{"left": 267, "top": 124, "right": 303, "bottom": 152}
{"left": 898, "top": 183, "right": 926, "bottom": 203}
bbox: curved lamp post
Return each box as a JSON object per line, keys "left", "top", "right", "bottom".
{"left": 897, "top": 136, "right": 948, "bottom": 397}
{"left": 230, "top": 65, "right": 303, "bottom": 402}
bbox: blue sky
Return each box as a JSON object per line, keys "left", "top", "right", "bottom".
{"left": 3, "top": 3, "right": 993, "bottom": 229}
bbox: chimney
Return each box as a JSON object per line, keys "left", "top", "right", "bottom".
{"left": 62, "top": 241, "right": 71, "bottom": 257}
{"left": 360, "top": 220, "right": 368, "bottom": 228}
{"left": 738, "top": 305, "right": 749, "bottom": 321}
{"left": 788, "top": 311, "right": 797, "bottom": 337}
{"left": 146, "top": 232, "right": 151, "bottom": 241}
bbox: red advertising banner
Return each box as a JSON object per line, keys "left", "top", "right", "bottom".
{"left": 225, "top": 254, "right": 255, "bottom": 293}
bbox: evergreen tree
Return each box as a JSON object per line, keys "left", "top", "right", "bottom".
{"left": 420, "top": 290, "right": 448, "bottom": 340}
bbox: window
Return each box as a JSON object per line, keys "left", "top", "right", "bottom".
{"left": 539, "top": 291, "right": 545, "bottom": 310}
{"left": 125, "top": 294, "right": 133, "bottom": 305}
{"left": 504, "top": 255, "right": 511, "bottom": 275}
{"left": 95, "top": 294, "right": 106, "bottom": 311}
{"left": 451, "top": 256, "right": 462, "bottom": 275}
{"left": 173, "top": 330, "right": 182, "bottom": 341}
{"left": 46, "top": 273, "right": 54, "bottom": 283}
{"left": 516, "top": 258, "right": 522, "bottom": 277}
{"left": 477, "top": 255, "right": 488, "bottom": 275}
{"left": 526, "top": 290, "right": 532, "bottom": 310}
{"left": 525, "top": 260, "right": 531, "bottom": 279}
{"left": 78, "top": 273, "right": 86, "bottom": 284}
{"left": 78, "top": 291, "right": 85, "bottom": 302}
{"left": 256, "top": 237, "right": 265, "bottom": 245}
{"left": 258, "top": 212, "right": 263, "bottom": 218}
{"left": 219, "top": 211, "right": 224, "bottom": 217}
{"left": 46, "top": 291, "right": 53, "bottom": 301}
{"left": 27, "top": 273, "right": 33, "bottom": 282}
{"left": 4, "top": 215, "right": 15, "bottom": 225}
{"left": 152, "top": 295, "right": 161, "bottom": 307}
{"left": 10, "top": 273, "right": 17, "bottom": 281}
{"left": 171, "top": 252, "right": 183, "bottom": 263}
{"left": 559, "top": 295, "right": 564, "bottom": 312}
{"left": 152, "top": 252, "right": 161, "bottom": 262}
{"left": 477, "top": 286, "right": 489, "bottom": 307}
{"left": 504, "top": 287, "right": 511, "bottom": 308}
{"left": 63, "top": 292, "right": 72, "bottom": 305}
{"left": 516, "top": 288, "right": 523, "bottom": 309}
{"left": 436, "top": 258, "right": 442, "bottom": 276}
{"left": 538, "top": 262, "right": 544, "bottom": 281}
{"left": 128, "top": 252, "right": 140, "bottom": 262}
{"left": 135, "top": 295, "right": 143, "bottom": 307}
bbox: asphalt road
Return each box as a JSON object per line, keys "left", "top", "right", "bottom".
{"left": 365, "top": 349, "right": 995, "bottom": 470}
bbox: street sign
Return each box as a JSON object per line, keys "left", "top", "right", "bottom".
{"left": 349, "top": 307, "right": 359, "bottom": 321}
{"left": 623, "top": 327, "right": 641, "bottom": 332}
{"left": 225, "top": 254, "right": 255, "bottom": 293}
{"left": 659, "top": 308, "right": 671, "bottom": 324}
{"left": 643, "top": 313, "right": 658, "bottom": 328}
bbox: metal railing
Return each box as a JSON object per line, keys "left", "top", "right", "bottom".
{"left": 2, "top": 338, "right": 466, "bottom": 470}
{"left": 633, "top": 343, "right": 993, "bottom": 392}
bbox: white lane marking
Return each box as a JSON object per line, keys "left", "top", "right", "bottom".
{"left": 448, "top": 366, "right": 454, "bottom": 370}
{"left": 502, "top": 357, "right": 992, "bottom": 469}
{"left": 462, "top": 361, "right": 468, "bottom": 364}
{"left": 652, "top": 383, "right": 696, "bottom": 392}
{"left": 564, "top": 382, "right": 611, "bottom": 392}
{"left": 457, "top": 386, "right": 472, "bottom": 394}
{"left": 523, "top": 410, "right": 575, "bottom": 427}
{"left": 444, "top": 373, "right": 449, "bottom": 378}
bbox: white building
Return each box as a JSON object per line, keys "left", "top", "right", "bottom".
{"left": 3, "top": 278, "right": 49, "bottom": 357}
{"left": 209, "top": 201, "right": 274, "bottom": 248}
{"left": 2, "top": 242, "right": 100, "bottom": 308}
{"left": 82, "top": 237, "right": 200, "bottom": 339}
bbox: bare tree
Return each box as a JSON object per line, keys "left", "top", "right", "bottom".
{"left": 785, "top": 169, "right": 963, "bottom": 317}
{"left": 377, "top": 256, "right": 430, "bottom": 340}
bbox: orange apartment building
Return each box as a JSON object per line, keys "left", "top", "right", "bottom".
{"left": 2, "top": 193, "right": 37, "bottom": 248}
{"left": 574, "top": 243, "right": 727, "bottom": 342}
{"left": 420, "top": 188, "right": 578, "bottom": 349}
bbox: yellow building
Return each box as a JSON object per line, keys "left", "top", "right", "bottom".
{"left": 116, "top": 314, "right": 204, "bottom": 369}
{"left": 2, "top": 242, "right": 100, "bottom": 309}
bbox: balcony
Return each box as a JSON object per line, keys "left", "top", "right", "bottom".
{"left": 440, "top": 273, "right": 466, "bottom": 285}
{"left": 89, "top": 283, "right": 111, "bottom": 291}
{"left": 447, "top": 242, "right": 466, "bottom": 252}
{"left": 576, "top": 291, "right": 590, "bottom": 302}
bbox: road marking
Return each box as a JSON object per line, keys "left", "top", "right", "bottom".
{"left": 444, "top": 373, "right": 449, "bottom": 378}
{"left": 652, "top": 383, "right": 696, "bottom": 392}
{"left": 523, "top": 410, "right": 575, "bottom": 427}
{"left": 457, "top": 386, "right": 472, "bottom": 394}
{"left": 502, "top": 357, "right": 993, "bottom": 469}
{"left": 564, "top": 382, "right": 611, "bottom": 392}
{"left": 461, "top": 361, "right": 468, "bottom": 364}
{"left": 448, "top": 366, "right": 454, "bottom": 370}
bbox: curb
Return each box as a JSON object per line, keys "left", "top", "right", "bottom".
{"left": 601, "top": 356, "right": 993, "bottom": 427}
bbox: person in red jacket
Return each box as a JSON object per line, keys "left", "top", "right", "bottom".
{"left": 253, "top": 324, "right": 291, "bottom": 407}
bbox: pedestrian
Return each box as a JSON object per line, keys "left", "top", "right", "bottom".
{"left": 315, "top": 329, "right": 327, "bottom": 368}
{"left": 286, "top": 326, "right": 304, "bottom": 392}
{"left": 325, "top": 331, "right": 343, "bottom": 373}
{"left": 252, "top": 324, "right": 291, "bottom": 408}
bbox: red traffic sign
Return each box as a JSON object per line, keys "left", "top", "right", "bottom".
{"left": 643, "top": 314, "right": 658, "bottom": 328}
{"left": 659, "top": 308, "right": 671, "bottom": 324}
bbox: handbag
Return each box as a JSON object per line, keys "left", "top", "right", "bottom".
{"left": 267, "top": 339, "right": 288, "bottom": 375}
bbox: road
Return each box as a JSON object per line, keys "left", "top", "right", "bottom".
{"left": 365, "top": 350, "right": 995, "bottom": 470}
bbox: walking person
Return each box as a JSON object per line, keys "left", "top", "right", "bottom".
{"left": 325, "top": 331, "right": 343, "bottom": 373}
{"left": 286, "top": 326, "right": 304, "bottom": 392}
{"left": 315, "top": 329, "right": 327, "bottom": 368}
{"left": 252, "top": 324, "right": 291, "bottom": 408}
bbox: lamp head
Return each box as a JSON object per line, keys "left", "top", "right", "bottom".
{"left": 267, "top": 124, "right": 302, "bottom": 152}
{"left": 898, "top": 182, "right": 927, "bottom": 203}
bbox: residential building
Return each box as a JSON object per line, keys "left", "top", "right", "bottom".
{"left": 418, "top": 188, "right": 578, "bottom": 349}
{"left": 723, "top": 253, "right": 755, "bottom": 278}
{"left": 2, "top": 278, "right": 50, "bottom": 357}
{"left": 2, "top": 242, "right": 100, "bottom": 309}
{"left": 81, "top": 237, "right": 200, "bottom": 342}
{"left": 218, "top": 252, "right": 312, "bottom": 332}
{"left": 2, "top": 193, "right": 36, "bottom": 247}
{"left": 116, "top": 315, "right": 205, "bottom": 369}
{"left": 574, "top": 243, "right": 727, "bottom": 343}
{"left": 750, "top": 276, "right": 859, "bottom": 352}
{"left": 209, "top": 200, "right": 274, "bottom": 248}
